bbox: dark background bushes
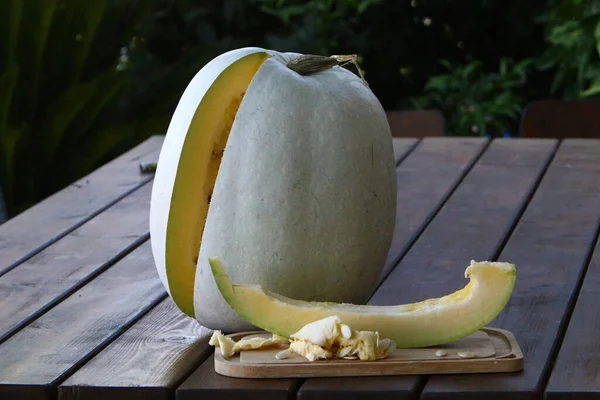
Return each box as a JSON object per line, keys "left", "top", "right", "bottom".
{"left": 1, "top": 0, "right": 599, "bottom": 216}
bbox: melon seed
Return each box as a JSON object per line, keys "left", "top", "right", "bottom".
{"left": 378, "top": 338, "right": 391, "bottom": 351}
{"left": 387, "top": 340, "right": 397, "bottom": 353}
{"left": 341, "top": 324, "right": 352, "bottom": 339}
{"left": 435, "top": 349, "right": 448, "bottom": 357}
{"left": 338, "top": 347, "right": 353, "bottom": 358}
{"left": 457, "top": 351, "right": 476, "bottom": 359}
{"left": 275, "top": 349, "right": 292, "bottom": 360}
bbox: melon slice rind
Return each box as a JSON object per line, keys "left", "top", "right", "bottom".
{"left": 208, "top": 257, "right": 516, "bottom": 348}
{"left": 149, "top": 49, "right": 270, "bottom": 317}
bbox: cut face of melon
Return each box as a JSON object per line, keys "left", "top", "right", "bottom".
{"left": 208, "top": 257, "right": 516, "bottom": 348}
{"left": 149, "top": 50, "right": 269, "bottom": 317}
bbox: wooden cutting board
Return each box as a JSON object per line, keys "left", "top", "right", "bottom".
{"left": 214, "top": 327, "right": 524, "bottom": 378}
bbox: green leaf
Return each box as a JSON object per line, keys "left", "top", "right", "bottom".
{"left": 439, "top": 59, "right": 453, "bottom": 70}
{"left": 0, "top": 0, "right": 23, "bottom": 70}
{"left": 19, "top": 0, "right": 59, "bottom": 119}
{"left": 580, "top": 80, "right": 600, "bottom": 97}
{"left": 39, "top": 78, "right": 101, "bottom": 165}
{"left": 424, "top": 75, "right": 449, "bottom": 91}
{"left": 412, "top": 98, "right": 425, "bottom": 109}
{"left": 69, "top": 0, "right": 107, "bottom": 83}
{"left": 594, "top": 20, "right": 600, "bottom": 57}
{"left": 462, "top": 62, "right": 480, "bottom": 79}
{"left": 499, "top": 59, "right": 508, "bottom": 76}
{"left": 549, "top": 21, "right": 582, "bottom": 46}
{"left": 65, "top": 71, "right": 125, "bottom": 145}
{"left": 0, "top": 66, "right": 19, "bottom": 128}
{"left": 536, "top": 45, "right": 564, "bottom": 70}
{"left": 357, "top": 0, "right": 383, "bottom": 14}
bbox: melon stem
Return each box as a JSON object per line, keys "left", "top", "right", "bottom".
{"left": 286, "top": 54, "right": 368, "bottom": 86}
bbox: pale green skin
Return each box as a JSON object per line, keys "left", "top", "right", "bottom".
{"left": 194, "top": 49, "right": 397, "bottom": 332}
{"left": 209, "top": 257, "right": 517, "bottom": 348}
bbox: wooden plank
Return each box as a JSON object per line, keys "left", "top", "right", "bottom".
{"left": 59, "top": 298, "right": 213, "bottom": 400}
{"left": 177, "top": 354, "right": 301, "bottom": 400}
{"left": 299, "top": 377, "right": 425, "bottom": 400}
{"left": 383, "top": 137, "right": 488, "bottom": 276}
{"left": 545, "top": 249, "right": 600, "bottom": 400}
{"left": 0, "top": 183, "right": 152, "bottom": 344}
{"left": 0, "top": 135, "right": 163, "bottom": 277}
{"left": 176, "top": 137, "right": 488, "bottom": 400}
{"left": 393, "top": 138, "right": 419, "bottom": 164}
{"left": 422, "top": 139, "right": 600, "bottom": 400}
{"left": 297, "top": 138, "right": 558, "bottom": 400}
{"left": 544, "top": 197, "right": 600, "bottom": 398}
{"left": 0, "top": 242, "right": 165, "bottom": 400}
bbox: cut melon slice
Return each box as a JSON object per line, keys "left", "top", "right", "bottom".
{"left": 149, "top": 50, "right": 269, "bottom": 317}
{"left": 208, "top": 257, "right": 516, "bottom": 348}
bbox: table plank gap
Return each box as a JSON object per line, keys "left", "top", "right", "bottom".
{"left": 421, "top": 139, "right": 600, "bottom": 400}
{"left": 297, "top": 138, "right": 558, "bottom": 400}
{"left": 489, "top": 139, "right": 560, "bottom": 261}
{"left": 175, "top": 137, "right": 488, "bottom": 400}
{"left": 0, "top": 242, "right": 166, "bottom": 400}
{"left": 0, "top": 135, "right": 163, "bottom": 277}
{"left": 58, "top": 298, "right": 214, "bottom": 400}
{"left": 0, "top": 182, "right": 153, "bottom": 345}
{"left": 544, "top": 206, "right": 600, "bottom": 400}
{"left": 0, "top": 234, "right": 149, "bottom": 346}
{"left": 379, "top": 136, "right": 490, "bottom": 282}
{"left": 393, "top": 138, "right": 421, "bottom": 165}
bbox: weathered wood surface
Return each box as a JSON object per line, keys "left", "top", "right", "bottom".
{"left": 382, "top": 137, "right": 488, "bottom": 277}
{"left": 0, "top": 242, "right": 165, "bottom": 400}
{"left": 0, "top": 183, "right": 152, "bottom": 344}
{"left": 0, "top": 135, "right": 162, "bottom": 277}
{"left": 1, "top": 136, "right": 599, "bottom": 400}
{"left": 421, "top": 139, "right": 600, "bottom": 399}
{"left": 544, "top": 237, "right": 600, "bottom": 400}
{"left": 535, "top": 142, "right": 600, "bottom": 400}
{"left": 59, "top": 298, "right": 213, "bottom": 400}
{"left": 392, "top": 137, "right": 419, "bottom": 164}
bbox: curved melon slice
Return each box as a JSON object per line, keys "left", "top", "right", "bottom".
{"left": 208, "top": 257, "right": 516, "bottom": 348}
{"left": 149, "top": 49, "right": 270, "bottom": 317}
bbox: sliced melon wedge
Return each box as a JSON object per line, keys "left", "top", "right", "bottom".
{"left": 150, "top": 50, "right": 269, "bottom": 317}
{"left": 208, "top": 257, "right": 516, "bottom": 348}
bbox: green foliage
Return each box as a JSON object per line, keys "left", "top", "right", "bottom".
{"left": 410, "top": 58, "right": 533, "bottom": 136}
{"left": 407, "top": 0, "right": 600, "bottom": 136}
{"left": 135, "top": 0, "right": 547, "bottom": 111}
{"left": 254, "top": 0, "right": 383, "bottom": 53}
{"left": 536, "top": 0, "right": 600, "bottom": 99}
{"left": 3, "top": 0, "right": 600, "bottom": 216}
{"left": 0, "top": 0, "right": 163, "bottom": 215}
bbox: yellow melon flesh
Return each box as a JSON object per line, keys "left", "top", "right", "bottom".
{"left": 208, "top": 257, "right": 516, "bottom": 348}
{"left": 166, "top": 52, "right": 268, "bottom": 317}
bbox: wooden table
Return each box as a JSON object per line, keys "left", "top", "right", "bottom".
{"left": 1, "top": 135, "right": 599, "bottom": 400}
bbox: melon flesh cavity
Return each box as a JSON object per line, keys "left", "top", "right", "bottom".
{"left": 208, "top": 257, "right": 516, "bottom": 348}
{"left": 149, "top": 50, "right": 268, "bottom": 317}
